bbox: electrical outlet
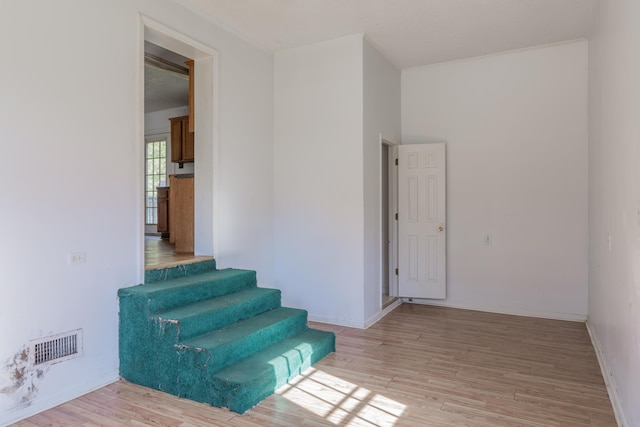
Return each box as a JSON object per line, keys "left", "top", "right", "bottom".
{"left": 68, "top": 252, "right": 86, "bottom": 265}
{"left": 483, "top": 234, "right": 493, "bottom": 246}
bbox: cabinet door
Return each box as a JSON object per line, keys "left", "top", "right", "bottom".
{"left": 171, "top": 176, "right": 194, "bottom": 254}
{"left": 169, "top": 177, "right": 177, "bottom": 244}
{"left": 170, "top": 118, "right": 183, "bottom": 163}
{"left": 157, "top": 188, "right": 169, "bottom": 233}
{"left": 182, "top": 119, "right": 195, "bottom": 161}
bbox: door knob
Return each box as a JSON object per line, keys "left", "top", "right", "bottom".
{"left": 438, "top": 225, "right": 444, "bottom": 232}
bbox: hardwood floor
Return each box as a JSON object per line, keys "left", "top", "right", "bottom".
{"left": 14, "top": 305, "right": 617, "bottom": 426}
{"left": 144, "top": 235, "right": 212, "bottom": 270}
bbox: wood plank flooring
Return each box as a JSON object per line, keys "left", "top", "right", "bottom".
{"left": 144, "top": 235, "right": 211, "bottom": 270}
{"left": 14, "top": 304, "right": 617, "bottom": 426}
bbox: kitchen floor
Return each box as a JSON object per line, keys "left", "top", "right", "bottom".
{"left": 144, "top": 235, "right": 212, "bottom": 270}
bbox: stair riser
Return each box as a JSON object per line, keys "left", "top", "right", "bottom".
{"left": 161, "top": 290, "right": 282, "bottom": 342}
{"left": 145, "top": 259, "right": 217, "bottom": 283}
{"left": 148, "top": 272, "right": 257, "bottom": 312}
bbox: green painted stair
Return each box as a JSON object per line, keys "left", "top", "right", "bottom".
{"left": 118, "top": 260, "right": 335, "bottom": 413}
{"left": 210, "top": 328, "right": 336, "bottom": 413}
{"left": 156, "top": 287, "right": 282, "bottom": 341}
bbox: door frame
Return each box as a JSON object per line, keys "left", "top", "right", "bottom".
{"left": 141, "top": 17, "right": 218, "bottom": 273}
{"left": 381, "top": 135, "right": 399, "bottom": 303}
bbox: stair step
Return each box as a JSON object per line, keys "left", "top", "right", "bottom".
{"left": 145, "top": 259, "right": 217, "bottom": 284}
{"left": 155, "top": 287, "right": 282, "bottom": 341}
{"left": 210, "top": 328, "right": 336, "bottom": 413}
{"left": 179, "top": 307, "right": 308, "bottom": 374}
{"left": 118, "top": 261, "right": 336, "bottom": 414}
{"left": 118, "top": 269, "right": 256, "bottom": 312}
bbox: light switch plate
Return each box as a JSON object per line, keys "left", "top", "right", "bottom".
{"left": 68, "top": 252, "right": 86, "bottom": 265}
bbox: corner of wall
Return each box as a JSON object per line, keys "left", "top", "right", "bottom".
{"left": 585, "top": 319, "right": 629, "bottom": 427}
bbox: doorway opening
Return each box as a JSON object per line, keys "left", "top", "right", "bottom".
{"left": 381, "top": 139, "right": 398, "bottom": 308}
{"left": 142, "top": 17, "right": 217, "bottom": 271}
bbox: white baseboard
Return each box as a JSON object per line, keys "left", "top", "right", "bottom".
{"left": 306, "top": 314, "right": 366, "bottom": 329}
{"left": 400, "top": 298, "right": 587, "bottom": 322}
{"left": 585, "top": 320, "right": 627, "bottom": 427}
{"left": 308, "top": 300, "right": 403, "bottom": 330}
{"left": 0, "top": 372, "right": 119, "bottom": 427}
{"left": 364, "top": 299, "right": 402, "bottom": 328}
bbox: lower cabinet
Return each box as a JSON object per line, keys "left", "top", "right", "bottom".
{"left": 169, "top": 175, "right": 194, "bottom": 254}
{"left": 156, "top": 186, "right": 170, "bottom": 239}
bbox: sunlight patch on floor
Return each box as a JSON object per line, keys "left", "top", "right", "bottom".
{"left": 276, "top": 367, "right": 406, "bottom": 426}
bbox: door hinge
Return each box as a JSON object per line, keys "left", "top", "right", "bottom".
{"left": 395, "top": 158, "right": 398, "bottom": 166}
{"left": 395, "top": 268, "right": 399, "bottom": 276}
{"left": 395, "top": 213, "right": 398, "bottom": 220}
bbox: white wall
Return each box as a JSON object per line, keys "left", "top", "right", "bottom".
{"left": 588, "top": 1, "right": 640, "bottom": 425}
{"left": 402, "top": 41, "right": 589, "bottom": 320}
{"left": 0, "top": 0, "right": 273, "bottom": 424}
{"left": 208, "top": 32, "right": 273, "bottom": 275}
{"left": 363, "top": 38, "right": 401, "bottom": 325}
{"left": 274, "top": 35, "right": 365, "bottom": 327}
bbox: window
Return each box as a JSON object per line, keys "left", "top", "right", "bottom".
{"left": 145, "top": 138, "right": 167, "bottom": 225}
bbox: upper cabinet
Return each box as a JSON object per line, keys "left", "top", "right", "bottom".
{"left": 170, "top": 60, "right": 195, "bottom": 164}
{"left": 170, "top": 115, "right": 194, "bottom": 163}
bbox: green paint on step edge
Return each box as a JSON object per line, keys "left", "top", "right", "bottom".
{"left": 145, "top": 259, "right": 217, "bottom": 284}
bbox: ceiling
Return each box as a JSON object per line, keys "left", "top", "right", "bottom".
{"left": 173, "top": 0, "right": 597, "bottom": 69}
{"left": 144, "top": 42, "right": 191, "bottom": 113}
{"left": 148, "top": 0, "right": 597, "bottom": 112}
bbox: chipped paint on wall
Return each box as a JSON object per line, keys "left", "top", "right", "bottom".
{"left": 0, "top": 347, "right": 48, "bottom": 408}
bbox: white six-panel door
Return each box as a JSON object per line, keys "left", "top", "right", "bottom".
{"left": 398, "top": 143, "right": 446, "bottom": 299}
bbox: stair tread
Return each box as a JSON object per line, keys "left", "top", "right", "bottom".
{"left": 182, "top": 307, "right": 306, "bottom": 350}
{"left": 118, "top": 268, "right": 254, "bottom": 297}
{"left": 212, "top": 328, "right": 333, "bottom": 383}
{"left": 210, "top": 327, "right": 335, "bottom": 413}
{"left": 156, "top": 287, "right": 280, "bottom": 321}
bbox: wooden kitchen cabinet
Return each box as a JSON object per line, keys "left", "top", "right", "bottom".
{"left": 156, "top": 186, "right": 170, "bottom": 238}
{"left": 169, "top": 115, "right": 194, "bottom": 163}
{"left": 169, "top": 175, "right": 194, "bottom": 254}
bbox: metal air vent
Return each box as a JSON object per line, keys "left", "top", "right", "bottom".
{"left": 29, "top": 329, "right": 83, "bottom": 367}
